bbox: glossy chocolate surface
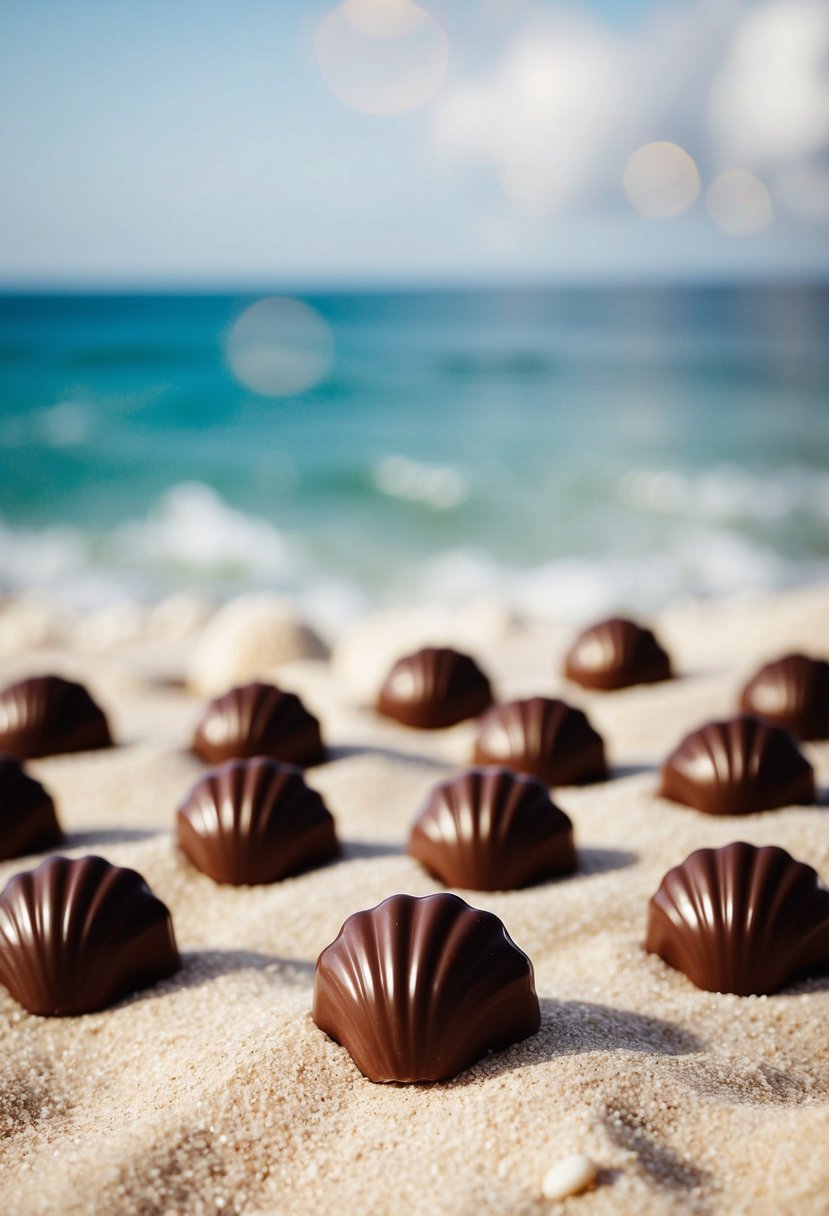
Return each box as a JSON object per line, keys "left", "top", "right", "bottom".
{"left": 473, "top": 697, "right": 607, "bottom": 786}
{"left": 0, "top": 855, "right": 180, "bottom": 1015}
{"left": 0, "top": 675, "right": 112, "bottom": 759}
{"left": 564, "top": 616, "right": 672, "bottom": 691}
{"left": 376, "top": 646, "right": 492, "bottom": 729}
{"left": 660, "top": 714, "right": 815, "bottom": 815}
{"left": 193, "top": 681, "right": 325, "bottom": 767}
{"left": 0, "top": 755, "right": 62, "bottom": 861}
{"left": 312, "top": 891, "right": 540, "bottom": 1082}
{"left": 646, "top": 842, "right": 829, "bottom": 995}
{"left": 409, "top": 767, "right": 576, "bottom": 891}
{"left": 177, "top": 757, "right": 339, "bottom": 885}
{"left": 739, "top": 653, "right": 829, "bottom": 741}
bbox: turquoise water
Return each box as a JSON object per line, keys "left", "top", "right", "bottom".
{"left": 1, "top": 286, "right": 828, "bottom": 623}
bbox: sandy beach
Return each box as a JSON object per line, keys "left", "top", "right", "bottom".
{"left": 0, "top": 582, "right": 828, "bottom": 1216}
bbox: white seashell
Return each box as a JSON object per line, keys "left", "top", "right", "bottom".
{"left": 541, "top": 1153, "right": 597, "bottom": 1201}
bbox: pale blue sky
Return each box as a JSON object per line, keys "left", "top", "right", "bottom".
{"left": 1, "top": 0, "right": 827, "bottom": 287}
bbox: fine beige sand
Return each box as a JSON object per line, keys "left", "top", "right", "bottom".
{"left": 0, "top": 584, "right": 828, "bottom": 1216}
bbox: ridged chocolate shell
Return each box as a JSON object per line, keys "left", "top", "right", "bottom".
{"left": 0, "top": 755, "right": 62, "bottom": 861}
{"left": 376, "top": 647, "right": 493, "bottom": 729}
{"left": 739, "top": 653, "right": 829, "bottom": 741}
{"left": 0, "top": 855, "right": 180, "bottom": 1015}
{"left": 193, "top": 681, "right": 325, "bottom": 766}
{"left": 472, "top": 697, "right": 607, "bottom": 786}
{"left": 312, "top": 892, "right": 540, "bottom": 1083}
{"left": 564, "top": 616, "right": 672, "bottom": 691}
{"left": 409, "top": 767, "right": 576, "bottom": 891}
{"left": 177, "top": 757, "right": 340, "bottom": 885}
{"left": 659, "top": 714, "right": 815, "bottom": 815}
{"left": 0, "top": 675, "right": 112, "bottom": 759}
{"left": 646, "top": 842, "right": 829, "bottom": 995}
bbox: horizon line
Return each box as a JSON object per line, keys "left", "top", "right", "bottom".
{"left": 2, "top": 269, "right": 829, "bottom": 296}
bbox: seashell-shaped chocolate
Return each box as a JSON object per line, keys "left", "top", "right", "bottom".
{"left": 660, "top": 714, "right": 815, "bottom": 815}
{"left": 646, "top": 842, "right": 829, "bottom": 995}
{"left": 193, "top": 681, "right": 325, "bottom": 767}
{"left": 0, "top": 675, "right": 112, "bottom": 759}
{"left": 376, "top": 646, "right": 492, "bottom": 729}
{"left": 0, "top": 855, "right": 180, "bottom": 1015}
{"left": 563, "top": 616, "right": 672, "bottom": 691}
{"left": 177, "top": 757, "right": 339, "bottom": 885}
{"left": 739, "top": 653, "right": 829, "bottom": 741}
{"left": 0, "top": 755, "right": 62, "bottom": 861}
{"left": 408, "top": 767, "right": 576, "bottom": 891}
{"left": 472, "top": 697, "right": 607, "bottom": 786}
{"left": 313, "top": 891, "right": 540, "bottom": 1082}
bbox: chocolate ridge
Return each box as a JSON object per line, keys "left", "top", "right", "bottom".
{"left": 473, "top": 696, "right": 607, "bottom": 786}
{"left": 313, "top": 891, "right": 540, "bottom": 1082}
{"left": 0, "top": 855, "right": 180, "bottom": 1015}
{"left": 193, "top": 681, "right": 325, "bottom": 767}
{"left": 409, "top": 766, "right": 576, "bottom": 890}
{"left": 177, "top": 757, "right": 339, "bottom": 884}
{"left": 564, "top": 616, "right": 672, "bottom": 691}
{"left": 376, "top": 646, "right": 492, "bottom": 729}
{"left": 0, "top": 754, "right": 62, "bottom": 861}
{"left": 660, "top": 714, "right": 815, "bottom": 815}
{"left": 646, "top": 842, "right": 829, "bottom": 995}
{"left": 0, "top": 675, "right": 112, "bottom": 759}
{"left": 739, "top": 652, "right": 829, "bottom": 741}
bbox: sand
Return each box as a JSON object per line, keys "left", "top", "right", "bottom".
{"left": 0, "top": 584, "right": 828, "bottom": 1216}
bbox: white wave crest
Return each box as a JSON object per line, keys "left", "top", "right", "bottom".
{"left": 373, "top": 455, "right": 468, "bottom": 509}
{"left": 619, "top": 464, "right": 829, "bottom": 522}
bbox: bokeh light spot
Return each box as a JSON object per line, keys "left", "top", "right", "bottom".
{"left": 225, "top": 298, "right": 333, "bottom": 398}
{"left": 706, "top": 170, "right": 773, "bottom": 236}
{"left": 316, "top": 1, "right": 448, "bottom": 115}
{"left": 623, "top": 141, "right": 701, "bottom": 220}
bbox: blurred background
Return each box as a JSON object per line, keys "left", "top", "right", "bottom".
{"left": 1, "top": 0, "right": 828, "bottom": 629}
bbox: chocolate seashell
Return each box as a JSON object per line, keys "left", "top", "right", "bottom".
{"left": 564, "top": 616, "right": 672, "bottom": 691}
{"left": 376, "top": 646, "right": 492, "bottom": 729}
{"left": 0, "top": 755, "right": 62, "bottom": 861}
{"left": 739, "top": 653, "right": 829, "bottom": 741}
{"left": 312, "top": 891, "right": 540, "bottom": 1082}
{"left": 473, "top": 697, "right": 607, "bottom": 786}
{"left": 0, "top": 855, "right": 180, "bottom": 1015}
{"left": 646, "top": 842, "right": 829, "bottom": 995}
{"left": 0, "top": 675, "right": 112, "bottom": 759}
{"left": 177, "top": 757, "right": 339, "bottom": 885}
{"left": 409, "top": 767, "right": 576, "bottom": 891}
{"left": 193, "top": 681, "right": 325, "bottom": 767}
{"left": 660, "top": 714, "right": 815, "bottom": 815}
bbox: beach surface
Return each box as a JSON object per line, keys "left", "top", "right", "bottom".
{"left": 1, "top": 583, "right": 828, "bottom": 1215}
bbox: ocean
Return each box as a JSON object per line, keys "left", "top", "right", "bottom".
{"left": 2, "top": 285, "right": 828, "bottom": 628}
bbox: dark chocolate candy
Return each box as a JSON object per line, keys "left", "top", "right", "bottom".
{"left": 0, "top": 755, "right": 62, "bottom": 861}
{"left": 0, "top": 855, "right": 180, "bottom": 1015}
{"left": 193, "top": 681, "right": 325, "bottom": 767}
{"left": 564, "top": 616, "right": 672, "bottom": 691}
{"left": 409, "top": 767, "right": 576, "bottom": 891}
{"left": 0, "top": 674, "right": 112, "bottom": 759}
{"left": 376, "top": 646, "right": 492, "bottom": 729}
{"left": 312, "top": 891, "right": 540, "bottom": 1082}
{"left": 646, "top": 842, "right": 829, "bottom": 995}
{"left": 177, "top": 757, "right": 339, "bottom": 885}
{"left": 659, "top": 714, "right": 815, "bottom": 815}
{"left": 473, "top": 697, "right": 607, "bottom": 786}
{"left": 739, "top": 653, "right": 829, "bottom": 741}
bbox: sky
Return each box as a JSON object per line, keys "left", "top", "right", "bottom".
{"left": 1, "top": 0, "right": 828, "bottom": 287}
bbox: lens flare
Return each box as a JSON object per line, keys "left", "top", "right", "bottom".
{"left": 623, "top": 141, "right": 701, "bottom": 220}
{"left": 706, "top": 170, "right": 773, "bottom": 236}
{"left": 225, "top": 299, "right": 333, "bottom": 398}
{"left": 316, "top": 1, "right": 448, "bottom": 115}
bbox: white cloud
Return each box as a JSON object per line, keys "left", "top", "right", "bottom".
{"left": 432, "top": 0, "right": 829, "bottom": 226}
